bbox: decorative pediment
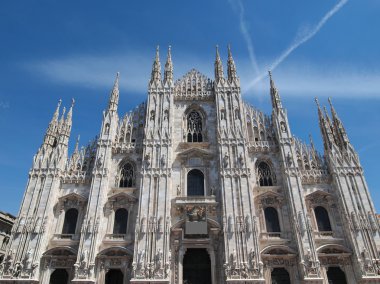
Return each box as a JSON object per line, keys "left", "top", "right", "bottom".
{"left": 174, "top": 69, "right": 214, "bottom": 101}
{"left": 59, "top": 192, "right": 87, "bottom": 203}
{"left": 255, "top": 191, "right": 283, "bottom": 207}
{"left": 57, "top": 192, "right": 87, "bottom": 212}
{"left": 261, "top": 245, "right": 296, "bottom": 256}
{"left": 306, "top": 190, "right": 334, "bottom": 206}
{"left": 177, "top": 146, "right": 213, "bottom": 161}
{"left": 317, "top": 244, "right": 350, "bottom": 254}
{"left": 107, "top": 191, "right": 137, "bottom": 204}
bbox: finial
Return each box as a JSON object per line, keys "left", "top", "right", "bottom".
{"left": 228, "top": 44, "right": 231, "bottom": 55}
{"left": 155, "top": 45, "right": 160, "bottom": 59}
{"left": 309, "top": 134, "right": 315, "bottom": 149}
{"left": 268, "top": 70, "right": 272, "bottom": 79}
{"left": 71, "top": 98, "right": 75, "bottom": 108}
{"left": 216, "top": 45, "right": 220, "bottom": 57}
{"left": 74, "top": 135, "right": 80, "bottom": 152}
{"left": 323, "top": 105, "right": 329, "bottom": 117}
{"left": 328, "top": 97, "right": 332, "bottom": 106}
{"left": 314, "top": 97, "right": 320, "bottom": 108}
{"left": 52, "top": 99, "right": 62, "bottom": 122}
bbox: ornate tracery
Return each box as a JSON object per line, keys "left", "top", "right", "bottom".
{"left": 119, "top": 162, "right": 135, "bottom": 188}
{"left": 187, "top": 111, "right": 203, "bottom": 142}
{"left": 256, "top": 161, "right": 276, "bottom": 186}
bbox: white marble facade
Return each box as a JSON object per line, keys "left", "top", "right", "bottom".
{"left": 1, "top": 46, "right": 380, "bottom": 284}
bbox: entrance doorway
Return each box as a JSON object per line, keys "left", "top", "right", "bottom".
{"left": 327, "top": 267, "right": 347, "bottom": 284}
{"left": 271, "top": 267, "right": 291, "bottom": 284}
{"left": 49, "top": 269, "right": 69, "bottom": 284}
{"left": 105, "top": 269, "right": 124, "bottom": 284}
{"left": 183, "top": 248, "right": 211, "bottom": 284}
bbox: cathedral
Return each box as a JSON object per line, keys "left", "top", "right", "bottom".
{"left": 1, "top": 45, "right": 380, "bottom": 284}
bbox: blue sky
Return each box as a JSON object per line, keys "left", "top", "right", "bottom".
{"left": 0, "top": 0, "right": 380, "bottom": 215}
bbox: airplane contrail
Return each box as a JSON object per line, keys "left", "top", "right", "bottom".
{"left": 246, "top": 0, "right": 349, "bottom": 90}
{"left": 229, "top": 0, "right": 260, "bottom": 76}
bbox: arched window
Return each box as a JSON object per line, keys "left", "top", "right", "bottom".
{"left": 264, "top": 207, "right": 281, "bottom": 232}
{"left": 106, "top": 269, "right": 124, "bottom": 284}
{"left": 257, "top": 162, "right": 275, "bottom": 186}
{"left": 113, "top": 208, "right": 128, "bottom": 234}
{"left": 49, "top": 269, "right": 69, "bottom": 284}
{"left": 271, "top": 268, "right": 291, "bottom": 284}
{"left": 327, "top": 267, "right": 347, "bottom": 284}
{"left": 119, "top": 162, "right": 135, "bottom": 187}
{"left": 62, "top": 208, "right": 78, "bottom": 235}
{"left": 187, "top": 169, "right": 205, "bottom": 196}
{"left": 314, "top": 206, "right": 332, "bottom": 231}
{"left": 187, "top": 111, "right": 203, "bottom": 142}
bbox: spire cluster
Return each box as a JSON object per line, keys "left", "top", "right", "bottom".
{"left": 315, "top": 97, "right": 350, "bottom": 152}
{"left": 214, "top": 45, "right": 239, "bottom": 83}
{"left": 149, "top": 45, "right": 173, "bottom": 86}
{"left": 44, "top": 99, "right": 75, "bottom": 148}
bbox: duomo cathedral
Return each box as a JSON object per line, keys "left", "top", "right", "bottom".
{"left": 1, "top": 46, "right": 380, "bottom": 284}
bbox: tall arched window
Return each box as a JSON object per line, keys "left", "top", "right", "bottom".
{"left": 62, "top": 208, "right": 78, "bottom": 235}
{"left": 187, "top": 111, "right": 203, "bottom": 142}
{"left": 271, "top": 268, "right": 291, "bottom": 284}
{"left": 49, "top": 269, "right": 69, "bottom": 284}
{"left": 264, "top": 207, "right": 281, "bottom": 232}
{"left": 119, "top": 162, "right": 135, "bottom": 188}
{"left": 113, "top": 208, "right": 128, "bottom": 234}
{"left": 327, "top": 267, "right": 347, "bottom": 284}
{"left": 314, "top": 206, "right": 332, "bottom": 231}
{"left": 187, "top": 169, "right": 205, "bottom": 196}
{"left": 257, "top": 162, "right": 275, "bottom": 186}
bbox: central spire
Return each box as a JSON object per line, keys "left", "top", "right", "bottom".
{"left": 150, "top": 45, "right": 162, "bottom": 83}
{"left": 214, "top": 45, "right": 224, "bottom": 82}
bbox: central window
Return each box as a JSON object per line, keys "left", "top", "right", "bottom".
{"left": 187, "top": 169, "right": 205, "bottom": 196}
{"left": 119, "top": 162, "right": 135, "bottom": 188}
{"left": 187, "top": 111, "right": 203, "bottom": 142}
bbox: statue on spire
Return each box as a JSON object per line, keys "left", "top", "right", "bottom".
{"left": 268, "top": 71, "right": 282, "bottom": 111}
{"left": 150, "top": 46, "right": 162, "bottom": 83}
{"left": 164, "top": 45, "right": 173, "bottom": 85}
{"left": 227, "top": 45, "right": 237, "bottom": 82}
{"left": 214, "top": 45, "right": 224, "bottom": 82}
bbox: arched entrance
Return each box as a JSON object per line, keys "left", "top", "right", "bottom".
{"left": 183, "top": 248, "right": 211, "bottom": 284}
{"left": 271, "top": 267, "right": 291, "bottom": 284}
{"left": 105, "top": 269, "right": 124, "bottom": 284}
{"left": 327, "top": 266, "right": 347, "bottom": 284}
{"left": 49, "top": 269, "right": 69, "bottom": 284}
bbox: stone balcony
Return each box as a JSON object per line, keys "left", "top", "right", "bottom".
{"left": 260, "top": 231, "right": 291, "bottom": 245}
{"left": 50, "top": 233, "right": 80, "bottom": 246}
{"left": 103, "top": 233, "right": 133, "bottom": 246}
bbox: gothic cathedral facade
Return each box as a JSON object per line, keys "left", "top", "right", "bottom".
{"left": 1, "top": 46, "right": 380, "bottom": 284}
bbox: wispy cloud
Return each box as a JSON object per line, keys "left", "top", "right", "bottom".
{"left": 228, "top": 0, "right": 260, "bottom": 76}
{"left": 238, "top": 61, "right": 380, "bottom": 99}
{"left": 0, "top": 101, "right": 10, "bottom": 109}
{"left": 234, "top": 0, "right": 349, "bottom": 90}
{"left": 25, "top": 50, "right": 213, "bottom": 94}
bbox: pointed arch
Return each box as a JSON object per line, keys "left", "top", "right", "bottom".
{"left": 256, "top": 160, "right": 276, "bottom": 186}
{"left": 118, "top": 161, "right": 135, "bottom": 188}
